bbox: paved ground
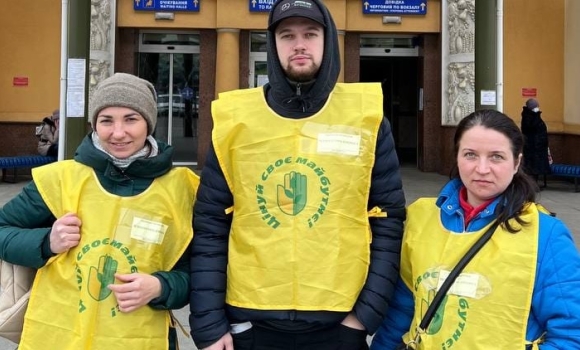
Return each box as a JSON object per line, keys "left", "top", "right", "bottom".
{"left": 1, "top": 165, "right": 579, "bottom": 349}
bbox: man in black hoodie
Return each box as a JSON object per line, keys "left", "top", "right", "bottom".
{"left": 189, "top": 1, "right": 406, "bottom": 349}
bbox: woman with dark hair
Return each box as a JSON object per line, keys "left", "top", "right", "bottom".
{"left": 371, "top": 109, "right": 580, "bottom": 349}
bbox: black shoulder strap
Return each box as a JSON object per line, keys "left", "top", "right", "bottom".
{"left": 418, "top": 219, "right": 501, "bottom": 332}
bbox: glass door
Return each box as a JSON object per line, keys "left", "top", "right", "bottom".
{"left": 249, "top": 32, "right": 268, "bottom": 88}
{"left": 249, "top": 54, "right": 268, "bottom": 88}
{"left": 138, "top": 31, "right": 200, "bottom": 165}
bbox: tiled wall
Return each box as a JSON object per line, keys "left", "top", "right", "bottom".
{"left": 0, "top": 123, "right": 39, "bottom": 157}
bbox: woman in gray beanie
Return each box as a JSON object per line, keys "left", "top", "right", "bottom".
{"left": 0, "top": 73, "right": 198, "bottom": 350}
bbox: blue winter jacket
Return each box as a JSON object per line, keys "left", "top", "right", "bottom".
{"left": 371, "top": 178, "right": 580, "bottom": 350}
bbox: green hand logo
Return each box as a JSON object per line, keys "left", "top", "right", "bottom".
{"left": 277, "top": 171, "right": 307, "bottom": 215}
{"left": 88, "top": 255, "right": 118, "bottom": 301}
{"left": 421, "top": 289, "right": 448, "bottom": 335}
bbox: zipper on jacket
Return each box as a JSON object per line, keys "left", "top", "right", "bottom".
{"left": 109, "top": 168, "right": 132, "bottom": 183}
{"left": 295, "top": 83, "right": 307, "bottom": 112}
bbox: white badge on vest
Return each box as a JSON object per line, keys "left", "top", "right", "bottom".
{"left": 317, "top": 133, "right": 361, "bottom": 156}
{"left": 130, "top": 217, "right": 168, "bottom": 244}
{"left": 436, "top": 270, "right": 480, "bottom": 298}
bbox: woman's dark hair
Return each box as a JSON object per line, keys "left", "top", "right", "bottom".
{"left": 450, "top": 109, "right": 537, "bottom": 232}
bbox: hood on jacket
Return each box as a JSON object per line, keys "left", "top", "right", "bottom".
{"left": 265, "top": 0, "right": 340, "bottom": 118}
{"left": 521, "top": 106, "right": 544, "bottom": 130}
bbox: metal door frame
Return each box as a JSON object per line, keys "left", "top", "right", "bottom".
{"left": 138, "top": 30, "right": 200, "bottom": 165}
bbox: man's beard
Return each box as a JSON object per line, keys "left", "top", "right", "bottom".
{"left": 284, "top": 62, "right": 320, "bottom": 82}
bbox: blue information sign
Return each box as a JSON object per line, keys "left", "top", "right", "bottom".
{"left": 362, "top": 0, "right": 426, "bottom": 15}
{"left": 134, "top": 0, "right": 200, "bottom": 12}
{"left": 249, "top": 0, "right": 275, "bottom": 12}
{"left": 181, "top": 87, "right": 195, "bottom": 100}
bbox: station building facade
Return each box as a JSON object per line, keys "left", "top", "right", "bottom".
{"left": 1, "top": 0, "right": 578, "bottom": 174}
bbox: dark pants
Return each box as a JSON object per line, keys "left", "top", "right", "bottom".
{"left": 232, "top": 323, "right": 369, "bottom": 350}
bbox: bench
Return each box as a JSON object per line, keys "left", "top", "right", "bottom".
{"left": 0, "top": 155, "right": 57, "bottom": 183}
{"left": 550, "top": 164, "right": 580, "bottom": 192}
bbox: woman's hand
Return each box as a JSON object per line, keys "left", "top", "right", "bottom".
{"left": 108, "top": 273, "right": 162, "bottom": 313}
{"left": 50, "top": 212, "right": 82, "bottom": 254}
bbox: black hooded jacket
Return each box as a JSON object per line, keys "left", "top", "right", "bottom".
{"left": 263, "top": 0, "right": 340, "bottom": 118}
{"left": 521, "top": 107, "right": 551, "bottom": 175}
{"left": 189, "top": 0, "right": 406, "bottom": 347}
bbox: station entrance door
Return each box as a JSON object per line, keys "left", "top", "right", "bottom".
{"left": 138, "top": 31, "right": 200, "bottom": 165}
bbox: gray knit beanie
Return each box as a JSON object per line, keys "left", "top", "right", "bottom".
{"left": 89, "top": 73, "right": 157, "bottom": 135}
{"left": 525, "top": 98, "right": 539, "bottom": 111}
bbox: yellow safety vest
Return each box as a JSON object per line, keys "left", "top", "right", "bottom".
{"left": 212, "top": 83, "right": 383, "bottom": 311}
{"left": 401, "top": 198, "right": 538, "bottom": 349}
{"left": 20, "top": 161, "right": 198, "bottom": 350}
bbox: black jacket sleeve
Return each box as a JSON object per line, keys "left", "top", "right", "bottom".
{"left": 189, "top": 143, "right": 233, "bottom": 349}
{"left": 352, "top": 117, "right": 406, "bottom": 334}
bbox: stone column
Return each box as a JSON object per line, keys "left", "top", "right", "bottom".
{"left": 89, "top": 0, "right": 116, "bottom": 98}
{"left": 215, "top": 29, "right": 241, "bottom": 96}
{"left": 475, "top": 0, "right": 497, "bottom": 110}
{"left": 442, "top": 0, "right": 476, "bottom": 125}
{"left": 65, "top": 0, "right": 91, "bottom": 158}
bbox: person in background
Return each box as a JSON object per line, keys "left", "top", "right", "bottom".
{"left": 0, "top": 73, "right": 198, "bottom": 350}
{"left": 36, "top": 109, "right": 60, "bottom": 157}
{"left": 521, "top": 98, "right": 551, "bottom": 189}
{"left": 371, "top": 109, "right": 580, "bottom": 349}
{"left": 189, "top": 0, "right": 406, "bottom": 349}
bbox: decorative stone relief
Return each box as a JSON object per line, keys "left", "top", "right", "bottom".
{"left": 89, "top": 0, "right": 115, "bottom": 98}
{"left": 91, "top": 0, "right": 110, "bottom": 51}
{"left": 89, "top": 60, "right": 111, "bottom": 93}
{"left": 445, "top": 62, "right": 475, "bottom": 125}
{"left": 442, "top": 0, "right": 476, "bottom": 125}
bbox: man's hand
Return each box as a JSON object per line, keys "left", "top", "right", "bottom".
{"left": 341, "top": 313, "right": 366, "bottom": 331}
{"left": 50, "top": 212, "right": 82, "bottom": 254}
{"left": 108, "top": 273, "right": 162, "bottom": 313}
{"left": 203, "top": 333, "right": 233, "bottom": 350}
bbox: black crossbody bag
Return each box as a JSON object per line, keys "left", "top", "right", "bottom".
{"left": 397, "top": 219, "right": 501, "bottom": 350}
